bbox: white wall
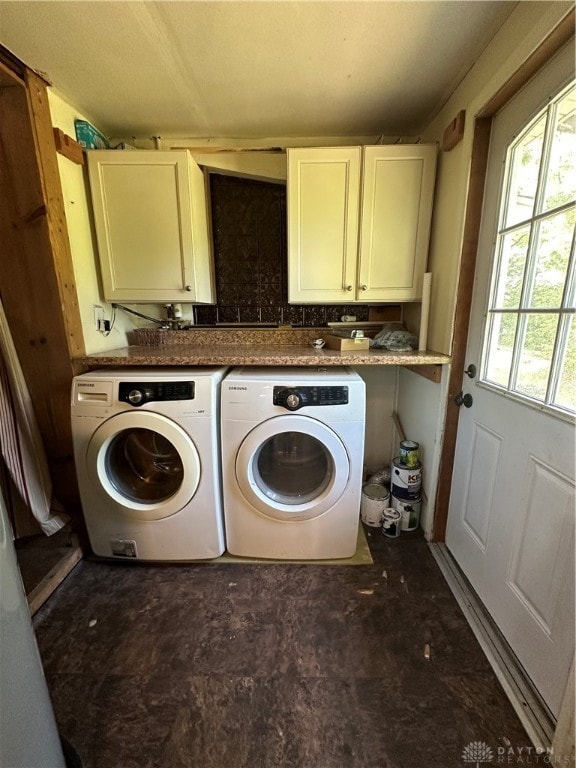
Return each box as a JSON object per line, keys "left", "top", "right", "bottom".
{"left": 395, "top": 367, "right": 449, "bottom": 538}
{"left": 354, "top": 366, "right": 398, "bottom": 475}
{"left": 421, "top": 2, "right": 573, "bottom": 356}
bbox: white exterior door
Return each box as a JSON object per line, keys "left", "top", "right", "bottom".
{"left": 446, "top": 44, "right": 575, "bottom": 717}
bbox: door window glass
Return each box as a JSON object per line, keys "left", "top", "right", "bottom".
{"left": 106, "top": 428, "right": 183, "bottom": 503}
{"left": 254, "top": 431, "right": 333, "bottom": 505}
{"left": 482, "top": 80, "right": 576, "bottom": 416}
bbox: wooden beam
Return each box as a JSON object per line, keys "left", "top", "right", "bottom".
{"left": 0, "top": 63, "right": 85, "bottom": 511}
{"left": 402, "top": 364, "right": 443, "bottom": 383}
{"left": 53, "top": 127, "right": 84, "bottom": 165}
{"left": 0, "top": 43, "right": 26, "bottom": 83}
{"left": 442, "top": 110, "right": 466, "bottom": 152}
{"left": 27, "top": 536, "right": 84, "bottom": 615}
{"left": 0, "top": 58, "right": 24, "bottom": 87}
{"left": 25, "top": 70, "right": 85, "bottom": 358}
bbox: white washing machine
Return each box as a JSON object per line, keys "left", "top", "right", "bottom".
{"left": 71, "top": 368, "right": 228, "bottom": 561}
{"left": 221, "top": 367, "right": 366, "bottom": 559}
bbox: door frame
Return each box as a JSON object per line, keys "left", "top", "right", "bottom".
{"left": 432, "top": 9, "right": 575, "bottom": 543}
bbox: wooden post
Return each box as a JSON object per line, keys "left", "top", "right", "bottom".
{"left": 0, "top": 54, "right": 85, "bottom": 511}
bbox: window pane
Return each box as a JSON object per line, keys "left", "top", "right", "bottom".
{"left": 504, "top": 114, "right": 546, "bottom": 228}
{"left": 555, "top": 316, "right": 576, "bottom": 411}
{"left": 485, "top": 313, "right": 517, "bottom": 387}
{"left": 528, "top": 210, "right": 575, "bottom": 308}
{"left": 494, "top": 226, "right": 529, "bottom": 308}
{"left": 543, "top": 86, "right": 576, "bottom": 212}
{"left": 515, "top": 314, "right": 559, "bottom": 400}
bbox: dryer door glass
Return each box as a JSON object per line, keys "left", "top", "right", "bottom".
{"left": 236, "top": 414, "right": 349, "bottom": 521}
{"left": 255, "top": 432, "right": 332, "bottom": 504}
{"left": 106, "top": 428, "right": 183, "bottom": 503}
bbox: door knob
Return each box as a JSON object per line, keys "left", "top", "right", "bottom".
{"left": 454, "top": 391, "right": 473, "bottom": 408}
{"left": 360, "top": 284, "right": 368, "bottom": 291}
{"left": 345, "top": 285, "right": 353, "bottom": 291}
{"left": 464, "top": 364, "right": 477, "bottom": 379}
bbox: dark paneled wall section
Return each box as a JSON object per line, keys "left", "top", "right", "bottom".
{"left": 194, "top": 174, "right": 370, "bottom": 326}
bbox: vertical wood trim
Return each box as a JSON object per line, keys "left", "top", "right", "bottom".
{"left": 24, "top": 69, "right": 85, "bottom": 358}
{"left": 431, "top": 118, "right": 492, "bottom": 542}
{"left": 0, "top": 63, "right": 84, "bottom": 510}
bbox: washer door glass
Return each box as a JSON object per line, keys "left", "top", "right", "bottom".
{"left": 107, "top": 428, "right": 183, "bottom": 503}
{"left": 236, "top": 415, "right": 349, "bottom": 522}
{"left": 86, "top": 411, "right": 201, "bottom": 521}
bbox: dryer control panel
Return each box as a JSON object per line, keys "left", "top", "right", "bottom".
{"left": 273, "top": 386, "right": 349, "bottom": 411}
{"left": 119, "top": 381, "right": 195, "bottom": 407}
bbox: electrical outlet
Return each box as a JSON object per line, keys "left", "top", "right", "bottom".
{"left": 98, "top": 319, "right": 111, "bottom": 333}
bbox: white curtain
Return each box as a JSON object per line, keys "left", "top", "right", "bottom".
{"left": 0, "top": 297, "right": 68, "bottom": 536}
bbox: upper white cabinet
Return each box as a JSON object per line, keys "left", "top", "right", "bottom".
{"left": 287, "top": 145, "right": 437, "bottom": 303}
{"left": 87, "top": 150, "right": 215, "bottom": 303}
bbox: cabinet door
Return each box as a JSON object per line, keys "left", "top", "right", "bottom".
{"left": 287, "top": 147, "right": 361, "bottom": 303}
{"left": 87, "top": 150, "right": 215, "bottom": 303}
{"left": 358, "top": 145, "right": 436, "bottom": 301}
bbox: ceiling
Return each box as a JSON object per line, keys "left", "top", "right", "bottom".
{"left": 0, "top": 1, "right": 520, "bottom": 140}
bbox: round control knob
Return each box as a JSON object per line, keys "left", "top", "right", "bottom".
{"left": 127, "top": 389, "right": 144, "bottom": 405}
{"left": 286, "top": 393, "right": 300, "bottom": 410}
{"left": 127, "top": 387, "right": 154, "bottom": 406}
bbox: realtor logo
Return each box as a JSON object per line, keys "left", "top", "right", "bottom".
{"left": 462, "top": 741, "right": 494, "bottom": 766}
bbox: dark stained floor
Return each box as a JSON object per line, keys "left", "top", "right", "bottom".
{"left": 32, "top": 528, "right": 533, "bottom": 768}
{"left": 16, "top": 527, "right": 77, "bottom": 594}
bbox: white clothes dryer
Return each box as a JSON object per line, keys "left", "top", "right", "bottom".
{"left": 71, "top": 368, "right": 228, "bottom": 561}
{"left": 221, "top": 367, "right": 366, "bottom": 559}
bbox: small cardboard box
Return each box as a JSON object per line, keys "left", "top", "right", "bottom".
{"left": 324, "top": 335, "right": 370, "bottom": 351}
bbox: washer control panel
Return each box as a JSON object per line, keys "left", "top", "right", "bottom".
{"left": 119, "top": 381, "right": 195, "bottom": 407}
{"left": 273, "top": 386, "right": 349, "bottom": 411}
